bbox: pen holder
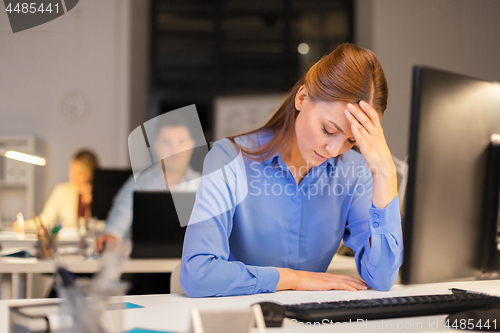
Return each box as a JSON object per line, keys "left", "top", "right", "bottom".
{"left": 57, "top": 278, "right": 129, "bottom": 333}
{"left": 93, "top": 281, "right": 129, "bottom": 333}
{"left": 79, "top": 217, "right": 98, "bottom": 258}
{"left": 36, "top": 233, "right": 58, "bottom": 259}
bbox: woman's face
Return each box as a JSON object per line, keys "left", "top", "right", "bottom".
{"left": 294, "top": 86, "right": 356, "bottom": 167}
{"left": 69, "top": 159, "right": 92, "bottom": 187}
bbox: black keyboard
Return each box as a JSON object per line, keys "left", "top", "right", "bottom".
{"left": 284, "top": 292, "right": 500, "bottom": 322}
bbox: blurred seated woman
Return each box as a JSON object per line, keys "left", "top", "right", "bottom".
{"left": 14, "top": 149, "right": 99, "bottom": 231}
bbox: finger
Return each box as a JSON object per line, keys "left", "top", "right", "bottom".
{"left": 326, "top": 274, "right": 366, "bottom": 290}
{"left": 351, "top": 123, "right": 368, "bottom": 147}
{"left": 334, "top": 275, "right": 368, "bottom": 290}
{"left": 348, "top": 102, "right": 377, "bottom": 132}
{"left": 345, "top": 277, "right": 369, "bottom": 290}
{"left": 330, "top": 281, "right": 358, "bottom": 292}
{"left": 96, "top": 237, "right": 103, "bottom": 252}
{"left": 359, "top": 100, "right": 382, "bottom": 128}
{"left": 346, "top": 103, "right": 376, "bottom": 134}
{"left": 345, "top": 108, "right": 361, "bottom": 127}
{"left": 340, "top": 282, "right": 362, "bottom": 292}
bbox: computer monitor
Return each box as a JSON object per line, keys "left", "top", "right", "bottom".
{"left": 91, "top": 168, "right": 133, "bottom": 220}
{"left": 130, "top": 191, "right": 195, "bottom": 258}
{"left": 401, "top": 66, "right": 500, "bottom": 284}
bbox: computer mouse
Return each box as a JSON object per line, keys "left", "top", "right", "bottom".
{"left": 255, "top": 301, "right": 285, "bottom": 327}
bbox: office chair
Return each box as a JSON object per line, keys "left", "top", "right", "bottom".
{"left": 170, "top": 263, "right": 185, "bottom": 294}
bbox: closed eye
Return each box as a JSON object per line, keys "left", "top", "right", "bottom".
{"left": 324, "top": 127, "right": 356, "bottom": 144}
{"left": 323, "top": 127, "right": 334, "bottom": 136}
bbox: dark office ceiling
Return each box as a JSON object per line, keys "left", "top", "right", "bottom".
{"left": 149, "top": 0, "right": 354, "bottom": 140}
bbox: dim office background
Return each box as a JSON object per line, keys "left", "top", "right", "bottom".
{"left": 0, "top": 0, "right": 500, "bottom": 231}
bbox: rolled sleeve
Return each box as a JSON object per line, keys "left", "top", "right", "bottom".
{"left": 369, "top": 196, "right": 401, "bottom": 236}
{"left": 360, "top": 195, "right": 403, "bottom": 291}
{"left": 249, "top": 266, "right": 280, "bottom": 294}
{"left": 346, "top": 194, "right": 404, "bottom": 291}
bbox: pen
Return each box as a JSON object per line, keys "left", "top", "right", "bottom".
{"left": 38, "top": 216, "right": 50, "bottom": 239}
{"left": 51, "top": 224, "right": 61, "bottom": 235}
{"left": 33, "top": 214, "right": 49, "bottom": 259}
{"left": 449, "top": 288, "right": 487, "bottom": 295}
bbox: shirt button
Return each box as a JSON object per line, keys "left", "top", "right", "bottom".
{"left": 373, "top": 213, "right": 379, "bottom": 219}
{"left": 373, "top": 222, "right": 380, "bottom": 228}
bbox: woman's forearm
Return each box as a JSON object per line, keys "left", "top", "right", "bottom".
{"left": 371, "top": 165, "right": 398, "bottom": 209}
{"left": 276, "top": 267, "right": 368, "bottom": 292}
{"left": 276, "top": 267, "right": 297, "bottom": 291}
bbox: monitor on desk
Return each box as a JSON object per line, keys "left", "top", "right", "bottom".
{"left": 91, "top": 168, "right": 133, "bottom": 220}
{"left": 401, "top": 66, "right": 500, "bottom": 284}
{"left": 131, "top": 191, "right": 195, "bottom": 258}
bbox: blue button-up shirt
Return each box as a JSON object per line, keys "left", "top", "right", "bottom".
{"left": 181, "top": 131, "right": 403, "bottom": 297}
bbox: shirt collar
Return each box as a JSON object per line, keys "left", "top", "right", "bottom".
{"left": 263, "top": 150, "right": 281, "bottom": 167}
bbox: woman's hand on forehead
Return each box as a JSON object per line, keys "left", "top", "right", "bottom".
{"left": 344, "top": 100, "right": 398, "bottom": 208}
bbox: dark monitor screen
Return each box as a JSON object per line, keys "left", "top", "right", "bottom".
{"left": 91, "top": 168, "right": 133, "bottom": 220}
{"left": 131, "top": 191, "right": 196, "bottom": 258}
{"left": 401, "top": 66, "right": 500, "bottom": 284}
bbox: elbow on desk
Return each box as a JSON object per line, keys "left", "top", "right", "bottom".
{"left": 180, "top": 276, "right": 211, "bottom": 298}
{"left": 369, "top": 281, "right": 393, "bottom": 292}
{"left": 365, "top": 270, "right": 399, "bottom": 292}
{"left": 180, "top": 257, "right": 220, "bottom": 298}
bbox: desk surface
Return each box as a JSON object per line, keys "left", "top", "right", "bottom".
{"left": 0, "top": 253, "right": 357, "bottom": 274}
{"left": 0, "top": 254, "right": 358, "bottom": 300}
{"left": 1, "top": 279, "right": 499, "bottom": 332}
{"left": 0, "top": 230, "right": 182, "bottom": 274}
{"left": 0, "top": 255, "right": 182, "bottom": 274}
{"left": 0, "top": 231, "right": 80, "bottom": 249}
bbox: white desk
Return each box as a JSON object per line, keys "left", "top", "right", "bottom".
{"left": 0, "top": 230, "right": 186, "bottom": 300}
{"left": 0, "top": 279, "right": 499, "bottom": 332}
{"left": 0, "top": 255, "right": 358, "bottom": 300}
{"left": 0, "top": 255, "right": 182, "bottom": 299}
{"left": 0, "top": 231, "right": 80, "bottom": 249}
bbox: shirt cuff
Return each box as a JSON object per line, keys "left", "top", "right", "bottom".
{"left": 101, "top": 226, "right": 124, "bottom": 240}
{"left": 250, "top": 266, "right": 280, "bottom": 294}
{"left": 369, "top": 194, "right": 401, "bottom": 235}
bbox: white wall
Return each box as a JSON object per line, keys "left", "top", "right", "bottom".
{"left": 356, "top": 0, "right": 500, "bottom": 159}
{"left": 0, "top": 0, "right": 133, "bottom": 212}
{"left": 3, "top": 0, "right": 499, "bottom": 211}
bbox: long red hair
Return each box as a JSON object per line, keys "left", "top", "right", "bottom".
{"left": 229, "top": 43, "right": 388, "bottom": 160}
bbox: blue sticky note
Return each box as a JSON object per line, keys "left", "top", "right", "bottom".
{"left": 126, "top": 329, "right": 176, "bottom": 333}
{"left": 105, "top": 302, "right": 145, "bottom": 310}
{"left": 123, "top": 302, "right": 145, "bottom": 309}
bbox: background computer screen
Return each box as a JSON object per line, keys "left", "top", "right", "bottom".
{"left": 401, "top": 66, "right": 500, "bottom": 284}
{"left": 91, "top": 168, "right": 133, "bottom": 220}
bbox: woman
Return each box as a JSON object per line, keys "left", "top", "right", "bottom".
{"left": 14, "top": 149, "right": 99, "bottom": 230}
{"left": 180, "top": 43, "right": 403, "bottom": 297}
